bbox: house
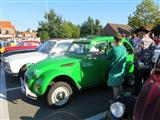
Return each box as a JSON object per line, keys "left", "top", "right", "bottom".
{"left": 0, "top": 21, "right": 16, "bottom": 40}
{"left": 22, "top": 31, "right": 37, "bottom": 38}
{"left": 101, "top": 23, "right": 133, "bottom": 37}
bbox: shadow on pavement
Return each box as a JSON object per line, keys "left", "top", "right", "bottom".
{"left": 5, "top": 72, "right": 20, "bottom": 89}
{"left": 7, "top": 85, "right": 112, "bottom": 120}
{"left": 21, "top": 110, "right": 83, "bottom": 120}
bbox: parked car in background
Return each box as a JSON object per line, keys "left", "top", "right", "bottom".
{"left": 4, "top": 39, "right": 73, "bottom": 77}
{"left": 2, "top": 42, "right": 44, "bottom": 58}
{"left": 21, "top": 36, "right": 134, "bottom": 107}
{"left": 3, "top": 40, "right": 41, "bottom": 53}
{"left": 106, "top": 55, "right": 160, "bottom": 120}
{"left": 0, "top": 41, "right": 6, "bottom": 54}
{"left": 5, "top": 40, "right": 17, "bottom": 47}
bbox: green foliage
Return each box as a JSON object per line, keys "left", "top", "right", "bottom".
{"left": 72, "top": 25, "right": 80, "bottom": 38}
{"left": 80, "top": 17, "right": 103, "bottom": 37}
{"left": 61, "top": 21, "right": 80, "bottom": 38}
{"left": 38, "top": 31, "right": 49, "bottom": 41}
{"left": 128, "top": 0, "right": 160, "bottom": 29}
{"left": 37, "top": 9, "right": 80, "bottom": 39}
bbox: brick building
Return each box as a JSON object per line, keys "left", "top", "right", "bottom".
{"left": 101, "top": 23, "right": 133, "bottom": 36}
{"left": 0, "top": 21, "right": 16, "bottom": 40}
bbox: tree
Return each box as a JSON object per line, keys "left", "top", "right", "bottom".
{"left": 94, "top": 19, "right": 103, "bottom": 35}
{"left": 27, "top": 28, "right": 32, "bottom": 32}
{"left": 46, "top": 9, "right": 63, "bottom": 38}
{"left": 37, "top": 9, "right": 80, "bottom": 39}
{"left": 72, "top": 24, "right": 80, "bottom": 38}
{"left": 80, "top": 17, "right": 103, "bottom": 37}
{"left": 38, "top": 31, "right": 49, "bottom": 41}
{"left": 61, "top": 21, "right": 80, "bottom": 38}
{"left": 80, "top": 17, "right": 94, "bottom": 36}
{"left": 37, "top": 9, "right": 63, "bottom": 39}
{"left": 128, "top": 0, "right": 160, "bottom": 29}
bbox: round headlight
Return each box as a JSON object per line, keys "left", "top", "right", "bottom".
{"left": 110, "top": 102, "right": 125, "bottom": 118}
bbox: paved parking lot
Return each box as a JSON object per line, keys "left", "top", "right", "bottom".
{"left": 0, "top": 62, "right": 114, "bottom": 120}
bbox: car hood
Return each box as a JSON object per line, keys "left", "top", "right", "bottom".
{"left": 4, "top": 51, "right": 47, "bottom": 63}
{"left": 26, "top": 55, "right": 80, "bottom": 78}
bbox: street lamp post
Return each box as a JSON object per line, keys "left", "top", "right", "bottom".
{"left": 45, "top": 0, "right": 48, "bottom": 21}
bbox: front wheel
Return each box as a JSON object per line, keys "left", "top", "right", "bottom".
{"left": 47, "top": 81, "right": 73, "bottom": 107}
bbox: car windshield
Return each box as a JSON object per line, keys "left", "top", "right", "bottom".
{"left": 38, "top": 41, "right": 56, "bottom": 54}
{"left": 53, "top": 42, "right": 71, "bottom": 54}
{"left": 66, "top": 43, "right": 89, "bottom": 56}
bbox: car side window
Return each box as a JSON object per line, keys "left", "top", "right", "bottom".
{"left": 89, "top": 42, "right": 108, "bottom": 57}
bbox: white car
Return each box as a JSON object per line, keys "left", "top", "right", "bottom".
{"left": 4, "top": 39, "right": 73, "bottom": 76}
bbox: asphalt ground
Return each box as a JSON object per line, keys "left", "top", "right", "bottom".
{"left": 1, "top": 62, "right": 134, "bottom": 120}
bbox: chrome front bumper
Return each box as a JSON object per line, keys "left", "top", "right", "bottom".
{"left": 20, "top": 78, "right": 37, "bottom": 100}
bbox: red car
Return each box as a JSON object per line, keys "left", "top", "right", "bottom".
{"left": 133, "top": 55, "right": 160, "bottom": 120}
{"left": 106, "top": 55, "right": 160, "bottom": 120}
{"left": 3, "top": 40, "right": 41, "bottom": 53}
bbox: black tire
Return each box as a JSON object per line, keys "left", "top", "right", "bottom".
{"left": 18, "top": 65, "right": 27, "bottom": 80}
{"left": 47, "top": 81, "right": 73, "bottom": 107}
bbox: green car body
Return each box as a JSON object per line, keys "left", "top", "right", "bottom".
{"left": 23, "top": 36, "right": 134, "bottom": 106}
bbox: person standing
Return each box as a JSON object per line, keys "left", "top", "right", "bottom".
{"left": 129, "top": 33, "right": 140, "bottom": 48}
{"left": 134, "top": 26, "right": 155, "bottom": 96}
{"left": 107, "top": 33, "right": 127, "bottom": 98}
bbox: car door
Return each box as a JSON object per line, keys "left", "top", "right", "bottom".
{"left": 123, "top": 42, "right": 134, "bottom": 76}
{"left": 80, "top": 42, "right": 109, "bottom": 87}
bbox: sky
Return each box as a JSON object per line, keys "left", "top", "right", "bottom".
{"left": 0, "top": 0, "right": 160, "bottom": 31}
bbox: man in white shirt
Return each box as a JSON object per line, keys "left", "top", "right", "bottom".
{"left": 137, "top": 26, "right": 154, "bottom": 49}
{"left": 134, "top": 26, "right": 155, "bottom": 96}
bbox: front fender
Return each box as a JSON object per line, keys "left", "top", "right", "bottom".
{"left": 38, "top": 69, "right": 79, "bottom": 95}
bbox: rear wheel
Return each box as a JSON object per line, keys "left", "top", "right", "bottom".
{"left": 47, "top": 81, "right": 73, "bottom": 107}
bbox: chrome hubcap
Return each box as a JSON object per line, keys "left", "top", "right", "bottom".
{"left": 51, "top": 86, "right": 69, "bottom": 106}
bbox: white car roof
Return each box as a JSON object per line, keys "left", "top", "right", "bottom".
{"left": 48, "top": 39, "right": 74, "bottom": 43}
